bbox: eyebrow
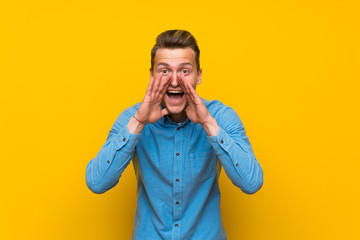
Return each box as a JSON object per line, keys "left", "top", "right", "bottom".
{"left": 156, "top": 62, "right": 170, "bottom": 68}
{"left": 156, "top": 62, "right": 193, "bottom": 68}
{"left": 179, "top": 63, "right": 193, "bottom": 68}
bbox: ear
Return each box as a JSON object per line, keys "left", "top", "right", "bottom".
{"left": 196, "top": 68, "right": 202, "bottom": 85}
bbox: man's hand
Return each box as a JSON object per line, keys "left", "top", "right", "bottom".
{"left": 128, "top": 73, "right": 171, "bottom": 134}
{"left": 135, "top": 72, "right": 172, "bottom": 124}
{"left": 178, "top": 73, "right": 219, "bottom": 136}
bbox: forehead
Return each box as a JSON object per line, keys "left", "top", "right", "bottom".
{"left": 154, "top": 48, "right": 196, "bottom": 67}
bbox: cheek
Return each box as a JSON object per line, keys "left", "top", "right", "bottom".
{"left": 182, "top": 74, "right": 195, "bottom": 82}
{"left": 186, "top": 76, "right": 198, "bottom": 88}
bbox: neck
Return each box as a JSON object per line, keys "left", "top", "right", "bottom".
{"left": 168, "top": 112, "right": 187, "bottom": 123}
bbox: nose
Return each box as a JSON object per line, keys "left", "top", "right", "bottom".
{"left": 169, "top": 73, "right": 179, "bottom": 87}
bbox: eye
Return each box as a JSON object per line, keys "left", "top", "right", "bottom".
{"left": 182, "top": 69, "right": 189, "bottom": 74}
{"left": 161, "top": 69, "right": 168, "bottom": 74}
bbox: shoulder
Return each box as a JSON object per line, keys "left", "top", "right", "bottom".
{"left": 201, "top": 98, "right": 234, "bottom": 117}
{"left": 201, "top": 98, "right": 244, "bottom": 129}
{"left": 111, "top": 102, "right": 141, "bottom": 131}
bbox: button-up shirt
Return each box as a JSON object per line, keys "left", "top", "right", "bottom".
{"left": 86, "top": 99, "right": 264, "bottom": 240}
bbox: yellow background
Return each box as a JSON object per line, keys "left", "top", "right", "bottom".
{"left": 1, "top": 0, "right": 359, "bottom": 239}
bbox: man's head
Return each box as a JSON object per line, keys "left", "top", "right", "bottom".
{"left": 151, "top": 30, "right": 200, "bottom": 73}
{"left": 150, "top": 30, "right": 203, "bottom": 122}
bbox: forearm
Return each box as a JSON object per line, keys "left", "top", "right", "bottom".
{"left": 207, "top": 127, "right": 263, "bottom": 194}
{"left": 127, "top": 115, "right": 146, "bottom": 134}
{"left": 201, "top": 116, "right": 219, "bottom": 136}
{"left": 86, "top": 125, "right": 140, "bottom": 194}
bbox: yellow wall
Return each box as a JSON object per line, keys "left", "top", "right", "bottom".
{"left": 1, "top": 0, "right": 359, "bottom": 239}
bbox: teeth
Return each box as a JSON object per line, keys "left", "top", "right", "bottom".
{"left": 167, "top": 90, "right": 183, "bottom": 93}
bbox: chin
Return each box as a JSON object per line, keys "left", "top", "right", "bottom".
{"left": 162, "top": 99, "right": 187, "bottom": 115}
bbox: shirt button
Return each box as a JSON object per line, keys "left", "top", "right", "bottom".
{"left": 107, "top": 160, "right": 110, "bottom": 164}
{"left": 220, "top": 140, "right": 224, "bottom": 144}
{"left": 176, "top": 201, "right": 179, "bottom": 205}
{"left": 175, "top": 224, "right": 179, "bottom": 227}
{"left": 177, "top": 127, "right": 180, "bottom": 131}
{"left": 236, "top": 163, "right": 239, "bottom": 167}
{"left": 176, "top": 153, "right": 180, "bottom": 156}
{"left": 122, "top": 137, "right": 126, "bottom": 142}
{"left": 176, "top": 179, "right": 179, "bottom": 182}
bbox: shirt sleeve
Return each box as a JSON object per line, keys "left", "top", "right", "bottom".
{"left": 85, "top": 106, "right": 140, "bottom": 194}
{"left": 206, "top": 107, "right": 264, "bottom": 194}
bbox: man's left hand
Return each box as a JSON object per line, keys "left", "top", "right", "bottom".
{"left": 178, "top": 73, "right": 219, "bottom": 136}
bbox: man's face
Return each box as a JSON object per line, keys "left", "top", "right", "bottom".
{"left": 152, "top": 47, "right": 202, "bottom": 117}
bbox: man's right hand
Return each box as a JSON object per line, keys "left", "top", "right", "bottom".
{"left": 136, "top": 72, "right": 172, "bottom": 123}
{"left": 127, "top": 72, "right": 171, "bottom": 134}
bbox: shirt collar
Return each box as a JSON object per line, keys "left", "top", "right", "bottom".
{"left": 158, "top": 104, "right": 191, "bottom": 128}
{"left": 163, "top": 115, "right": 190, "bottom": 127}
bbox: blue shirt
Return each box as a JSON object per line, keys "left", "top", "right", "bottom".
{"left": 86, "top": 99, "right": 263, "bottom": 240}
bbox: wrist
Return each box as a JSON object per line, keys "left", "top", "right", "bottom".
{"left": 133, "top": 115, "right": 146, "bottom": 125}
{"left": 127, "top": 115, "right": 146, "bottom": 134}
{"left": 201, "top": 116, "right": 219, "bottom": 136}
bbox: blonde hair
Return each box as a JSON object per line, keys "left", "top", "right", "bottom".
{"left": 151, "top": 30, "right": 200, "bottom": 72}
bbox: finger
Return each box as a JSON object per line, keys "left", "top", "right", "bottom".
{"left": 186, "top": 78, "right": 199, "bottom": 101}
{"left": 181, "top": 74, "right": 200, "bottom": 101}
{"left": 159, "top": 75, "right": 172, "bottom": 97}
{"left": 152, "top": 72, "right": 164, "bottom": 97}
{"left": 161, "top": 108, "right": 169, "bottom": 117}
{"left": 178, "top": 74, "right": 194, "bottom": 103}
{"left": 159, "top": 73, "right": 171, "bottom": 93}
{"left": 156, "top": 74, "right": 171, "bottom": 101}
{"left": 178, "top": 80, "right": 192, "bottom": 106}
{"left": 177, "top": 73, "right": 188, "bottom": 94}
{"left": 145, "top": 73, "right": 155, "bottom": 96}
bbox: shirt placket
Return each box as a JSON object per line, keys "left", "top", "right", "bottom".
{"left": 172, "top": 125, "right": 183, "bottom": 240}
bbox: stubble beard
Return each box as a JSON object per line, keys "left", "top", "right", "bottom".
{"left": 161, "top": 96, "right": 188, "bottom": 119}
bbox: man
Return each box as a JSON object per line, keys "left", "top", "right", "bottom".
{"left": 86, "top": 30, "right": 263, "bottom": 240}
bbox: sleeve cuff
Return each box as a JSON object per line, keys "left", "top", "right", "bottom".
{"left": 207, "top": 127, "right": 236, "bottom": 155}
{"left": 113, "top": 125, "right": 141, "bottom": 151}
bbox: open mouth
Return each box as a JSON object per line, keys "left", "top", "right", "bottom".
{"left": 166, "top": 90, "right": 185, "bottom": 104}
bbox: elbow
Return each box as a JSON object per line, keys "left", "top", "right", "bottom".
{"left": 86, "top": 175, "right": 113, "bottom": 194}
{"left": 86, "top": 174, "right": 107, "bottom": 194}
{"left": 86, "top": 181, "right": 107, "bottom": 194}
{"left": 85, "top": 161, "right": 107, "bottom": 194}
{"left": 241, "top": 168, "right": 264, "bottom": 195}
{"left": 86, "top": 180, "right": 117, "bottom": 194}
{"left": 243, "top": 177, "right": 263, "bottom": 195}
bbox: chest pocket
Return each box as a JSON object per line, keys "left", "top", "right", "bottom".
{"left": 189, "top": 149, "right": 217, "bottom": 182}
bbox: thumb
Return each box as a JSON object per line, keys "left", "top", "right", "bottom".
{"left": 161, "top": 108, "right": 169, "bottom": 117}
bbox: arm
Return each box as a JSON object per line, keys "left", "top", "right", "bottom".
{"left": 85, "top": 72, "right": 172, "bottom": 194}
{"left": 178, "top": 74, "right": 263, "bottom": 194}
{"left": 206, "top": 108, "right": 263, "bottom": 194}
{"left": 85, "top": 108, "right": 141, "bottom": 194}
